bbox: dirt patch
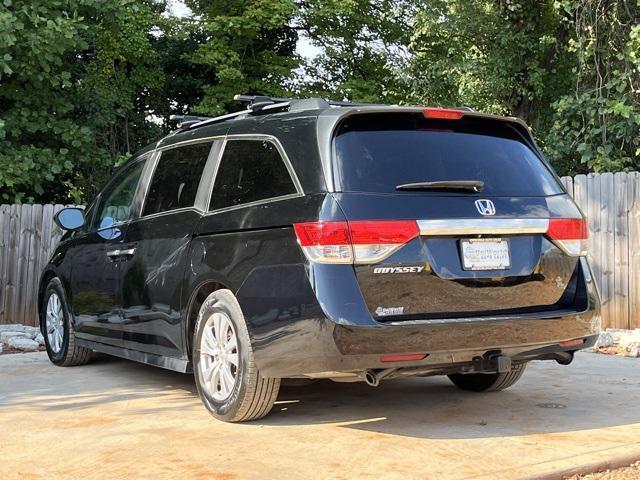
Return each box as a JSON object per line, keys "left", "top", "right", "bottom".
{"left": 0, "top": 346, "right": 46, "bottom": 355}
{"left": 566, "top": 461, "right": 640, "bottom": 479}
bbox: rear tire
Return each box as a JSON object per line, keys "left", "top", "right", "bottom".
{"left": 41, "top": 277, "right": 93, "bottom": 366}
{"left": 193, "top": 289, "right": 280, "bottom": 422}
{"left": 448, "top": 363, "right": 526, "bottom": 392}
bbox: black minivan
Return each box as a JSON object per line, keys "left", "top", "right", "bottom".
{"left": 39, "top": 96, "right": 601, "bottom": 422}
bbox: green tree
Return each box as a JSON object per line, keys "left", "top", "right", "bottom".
{"left": 546, "top": 0, "right": 639, "bottom": 175}
{"left": 295, "top": 0, "right": 415, "bottom": 103}
{"left": 185, "top": 0, "right": 300, "bottom": 115}
{"left": 0, "top": 0, "right": 165, "bottom": 203}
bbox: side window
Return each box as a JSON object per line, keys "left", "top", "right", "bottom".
{"left": 93, "top": 159, "right": 145, "bottom": 230}
{"left": 143, "top": 142, "right": 212, "bottom": 216}
{"left": 209, "top": 139, "right": 298, "bottom": 211}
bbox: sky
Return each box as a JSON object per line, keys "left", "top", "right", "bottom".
{"left": 166, "top": 0, "right": 322, "bottom": 59}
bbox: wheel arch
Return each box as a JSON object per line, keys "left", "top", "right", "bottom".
{"left": 184, "top": 279, "right": 232, "bottom": 360}
{"left": 37, "top": 268, "right": 61, "bottom": 334}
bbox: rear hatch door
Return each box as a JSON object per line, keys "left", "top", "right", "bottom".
{"left": 331, "top": 111, "right": 586, "bottom": 320}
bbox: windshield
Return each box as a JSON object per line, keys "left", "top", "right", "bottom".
{"left": 333, "top": 113, "right": 563, "bottom": 196}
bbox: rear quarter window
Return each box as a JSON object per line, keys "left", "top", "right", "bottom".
{"left": 209, "top": 139, "right": 298, "bottom": 211}
{"left": 333, "top": 113, "right": 563, "bottom": 197}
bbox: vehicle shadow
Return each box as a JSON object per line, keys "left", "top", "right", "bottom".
{"left": 2, "top": 352, "right": 638, "bottom": 441}
{"left": 261, "top": 354, "right": 640, "bottom": 440}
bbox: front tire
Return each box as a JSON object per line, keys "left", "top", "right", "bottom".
{"left": 448, "top": 363, "right": 527, "bottom": 392}
{"left": 193, "top": 289, "right": 280, "bottom": 422}
{"left": 41, "top": 277, "right": 93, "bottom": 366}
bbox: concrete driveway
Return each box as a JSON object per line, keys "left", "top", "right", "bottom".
{"left": 0, "top": 352, "right": 638, "bottom": 480}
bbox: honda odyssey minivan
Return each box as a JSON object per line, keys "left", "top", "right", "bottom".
{"left": 39, "top": 95, "right": 601, "bottom": 422}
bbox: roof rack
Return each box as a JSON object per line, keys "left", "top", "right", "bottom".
{"left": 169, "top": 114, "right": 214, "bottom": 129}
{"left": 173, "top": 94, "right": 389, "bottom": 133}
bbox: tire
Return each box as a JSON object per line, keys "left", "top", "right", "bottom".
{"left": 193, "top": 289, "right": 280, "bottom": 422}
{"left": 448, "top": 363, "right": 527, "bottom": 392}
{"left": 41, "top": 277, "right": 93, "bottom": 366}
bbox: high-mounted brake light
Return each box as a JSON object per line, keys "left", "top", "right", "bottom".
{"left": 546, "top": 218, "right": 588, "bottom": 256}
{"left": 293, "top": 220, "right": 419, "bottom": 264}
{"left": 423, "top": 108, "right": 465, "bottom": 120}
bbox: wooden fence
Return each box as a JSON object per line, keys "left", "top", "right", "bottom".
{"left": 561, "top": 172, "right": 640, "bottom": 330}
{"left": 0, "top": 172, "right": 639, "bottom": 329}
{"left": 0, "top": 204, "right": 69, "bottom": 327}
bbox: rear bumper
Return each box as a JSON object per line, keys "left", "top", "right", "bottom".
{"left": 242, "top": 258, "right": 601, "bottom": 378}
{"left": 255, "top": 313, "right": 600, "bottom": 378}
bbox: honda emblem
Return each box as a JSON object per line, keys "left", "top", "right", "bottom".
{"left": 475, "top": 199, "right": 496, "bottom": 216}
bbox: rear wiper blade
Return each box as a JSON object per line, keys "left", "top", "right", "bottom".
{"left": 395, "top": 180, "right": 484, "bottom": 193}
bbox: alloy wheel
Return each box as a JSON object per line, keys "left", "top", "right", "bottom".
{"left": 199, "top": 312, "right": 239, "bottom": 401}
{"left": 46, "top": 293, "right": 64, "bottom": 353}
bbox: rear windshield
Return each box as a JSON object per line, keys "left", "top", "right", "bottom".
{"left": 333, "top": 113, "right": 563, "bottom": 196}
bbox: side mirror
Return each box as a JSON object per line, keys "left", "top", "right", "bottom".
{"left": 54, "top": 207, "right": 85, "bottom": 231}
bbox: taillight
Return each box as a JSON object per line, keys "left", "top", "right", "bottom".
{"left": 293, "top": 220, "right": 419, "bottom": 264}
{"left": 422, "top": 108, "right": 465, "bottom": 120}
{"left": 546, "top": 218, "right": 588, "bottom": 256}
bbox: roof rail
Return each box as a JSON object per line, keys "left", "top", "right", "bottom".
{"left": 173, "top": 94, "right": 391, "bottom": 133}
{"left": 233, "top": 94, "right": 383, "bottom": 111}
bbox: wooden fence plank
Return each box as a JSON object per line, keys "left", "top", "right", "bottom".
{"left": 25, "top": 204, "right": 43, "bottom": 326}
{"left": 599, "top": 173, "right": 615, "bottom": 329}
{"left": 573, "top": 174, "right": 588, "bottom": 213}
{"left": 613, "top": 173, "right": 630, "bottom": 329}
{"left": 4, "top": 205, "right": 21, "bottom": 325}
{"left": 561, "top": 176, "right": 574, "bottom": 196}
{"left": 627, "top": 173, "right": 640, "bottom": 330}
{"left": 16, "top": 204, "right": 33, "bottom": 325}
{"left": 586, "top": 173, "right": 602, "bottom": 297}
{"left": 0, "top": 205, "right": 9, "bottom": 323}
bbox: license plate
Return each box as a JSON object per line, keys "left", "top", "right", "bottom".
{"left": 460, "top": 238, "right": 510, "bottom": 270}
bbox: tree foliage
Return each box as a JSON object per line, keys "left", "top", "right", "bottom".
{"left": 300, "top": 0, "right": 639, "bottom": 176}
{"left": 0, "top": 0, "right": 166, "bottom": 203}
{"left": 0, "top": 0, "right": 638, "bottom": 203}
{"left": 186, "top": 0, "right": 300, "bottom": 115}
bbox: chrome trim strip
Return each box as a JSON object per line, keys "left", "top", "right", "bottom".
{"left": 382, "top": 308, "right": 579, "bottom": 326}
{"left": 106, "top": 248, "right": 136, "bottom": 258}
{"left": 136, "top": 206, "right": 202, "bottom": 222}
{"left": 156, "top": 135, "right": 226, "bottom": 151}
{"left": 204, "top": 193, "right": 304, "bottom": 217}
{"left": 417, "top": 218, "right": 549, "bottom": 236}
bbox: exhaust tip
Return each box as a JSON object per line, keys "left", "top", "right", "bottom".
{"left": 364, "top": 370, "right": 380, "bottom": 387}
{"left": 555, "top": 351, "right": 575, "bottom": 365}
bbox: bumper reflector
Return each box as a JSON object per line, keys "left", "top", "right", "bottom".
{"left": 559, "top": 338, "right": 585, "bottom": 348}
{"left": 380, "top": 353, "right": 428, "bottom": 363}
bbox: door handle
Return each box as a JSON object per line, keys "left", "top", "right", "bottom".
{"left": 106, "top": 248, "right": 136, "bottom": 259}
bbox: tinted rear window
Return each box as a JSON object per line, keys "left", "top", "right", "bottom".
{"left": 209, "top": 139, "right": 297, "bottom": 211}
{"left": 333, "top": 114, "right": 562, "bottom": 196}
{"left": 143, "top": 142, "right": 212, "bottom": 216}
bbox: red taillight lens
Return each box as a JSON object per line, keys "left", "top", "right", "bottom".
{"left": 546, "top": 218, "right": 588, "bottom": 256}
{"left": 293, "top": 222, "right": 350, "bottom": 246}
{"left": 293, "top": 220, "right": 419, "bottom": 264}
{"left": 423, "top": 108, "right": 465, "bottom": 120}
{"left": 348, "top": 220, "right": 419, "bottom": 245}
